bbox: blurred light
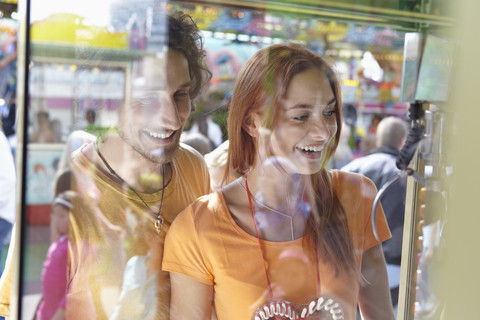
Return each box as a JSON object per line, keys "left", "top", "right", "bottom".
{"left": 92, "top": 67, "right": 100, "bottom": 73}
{"left": 11, "top": 12, "right": 20, "bottom": 20}
{"left": 237, "top": 34, "right": 249, "bottom": 42}
{"left": 326, "top": 49, "right": 338, "bottom": 56}
{"left": 69, "top": 64, "right": 77, "bottom": 72}
{"left": 362, "top": 51, "right": 383, "bottom": 82}
{"left": 339, "top": 49, "right": 352, "bottom": 58}
{"left": 225, "top": 33, "right": 236, "bottom": 40}
{"left": 214, "top": 32, "right": 225, "bottom": 39}
{"left": 353, "top": 50, "right": 363, "bottom": 58}
{"left": 262, "top": 37, "right": 273, "bottom": 44}
{"left": 343, "top": 79, "right": 359, "bottom": 86}
{"left": 201, "top": 30, "right": 213, "bottom": 38}
{"left": 0, "top": 99, "right": 5, "bottom": 106}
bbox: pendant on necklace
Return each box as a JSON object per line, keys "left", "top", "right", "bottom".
{"left": 155, "top": 216, "right": 164, "bottom": 234}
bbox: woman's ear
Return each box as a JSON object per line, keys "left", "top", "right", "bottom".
{"left": 242, "top": 112, "right": 261, "bottom": 138}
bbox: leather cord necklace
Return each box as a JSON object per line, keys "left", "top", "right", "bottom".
{"left": 95, "top": 141, "right": 166, "bottom": 234}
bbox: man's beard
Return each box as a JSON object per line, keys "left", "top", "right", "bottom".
{"left": 118, "top": 130, "right": 179, "bottom": 164}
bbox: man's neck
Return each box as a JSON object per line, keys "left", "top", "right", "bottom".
{"left": 96, "top": 133, "right": 172, "bottom": 193}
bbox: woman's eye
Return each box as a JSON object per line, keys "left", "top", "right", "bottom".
{"left": 323, "top": 109, "right": 336, "bottom": 117}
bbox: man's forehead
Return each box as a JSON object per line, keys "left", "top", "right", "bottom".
{"left": 133, "top": 52, "right": 190, "bottom": 91}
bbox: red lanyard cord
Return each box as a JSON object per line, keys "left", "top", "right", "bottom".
{"left": 245, "top": 175, "right": 274, "bottom": 300}
{"left": 244, "top": 175, "right": 322, "bottom": 298}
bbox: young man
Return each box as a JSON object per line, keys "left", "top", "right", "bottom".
{"left": 0, "top": 11, "right": 212, "bottom": 320}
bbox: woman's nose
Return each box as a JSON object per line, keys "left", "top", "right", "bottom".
{"left": 309, "top": 117, "right": 332, "bottom": 141}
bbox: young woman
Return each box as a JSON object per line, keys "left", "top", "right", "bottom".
{"left": 163, "top": 44, "right": 395, "bottom": 320}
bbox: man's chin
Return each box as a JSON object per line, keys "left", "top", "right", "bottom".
{"left": 145, "top": 143, "right": 178, "bottom": 164}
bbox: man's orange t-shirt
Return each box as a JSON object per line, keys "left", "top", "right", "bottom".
{"left": 163, "top": 170, "right": 391, "bottom": 320}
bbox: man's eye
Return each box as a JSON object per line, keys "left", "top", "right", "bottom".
{"left": 174, "top": 90, "right": 190, "bottom": 100}
{"left": 293, "top": 114, "right": 309, "bottom": 121}
{"left": 137, "top": 94, "right": 157, "bottom": 106}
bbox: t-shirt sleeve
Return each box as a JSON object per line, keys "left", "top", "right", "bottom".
{"left": 162, "top": 204, "right": 214, "bottom": 285}
{"left": 179, "top": 143, "right": 212, "bottom": 195}
{"left": 359, "top": 175, "right": 392, "bottom": 251}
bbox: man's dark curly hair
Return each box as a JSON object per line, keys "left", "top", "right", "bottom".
{"left": 168, "top": 11, "right": 212, "bottom": 102}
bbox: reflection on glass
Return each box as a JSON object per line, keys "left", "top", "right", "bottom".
{"left": 412, "top": 107, "right": 450, "bottom": 320}
{"left": 13, "top": 1, "right": 418, "bottom": 320}
{"left": 163, "top": 44, "right": 395, "bottom": 320}
{"left": 21, "top": 3, "right": 212, "bottom": 319}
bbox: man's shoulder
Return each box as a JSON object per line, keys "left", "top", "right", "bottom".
{"left": 174, "top": 143, "right": 211, "bottom": 191}
{"left": 176, "top": 143, "right": 208, "bottom": 166}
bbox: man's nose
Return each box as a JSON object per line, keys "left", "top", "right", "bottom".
{"left": 146, "top": 94, "right": 182, "bottom": 130}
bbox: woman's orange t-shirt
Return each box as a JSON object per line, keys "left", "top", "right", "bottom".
{"left": 163, "top": 170, "right": 391, "bottom": 320}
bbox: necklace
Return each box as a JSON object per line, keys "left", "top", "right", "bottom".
{"left": 95, "top": 141, "right": 166, "bottom": 234}
{"left": 238, "top": 178, "right": 301, "bottom": 241}
{"left": 244, "top": 175, "right": 344, "bottom": 320}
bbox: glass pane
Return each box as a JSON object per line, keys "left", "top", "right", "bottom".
{"left": 8, "top": 0, "right": 453, "bottom": 319}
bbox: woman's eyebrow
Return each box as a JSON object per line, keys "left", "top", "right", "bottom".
{"left": 326, "top": 97, "right": 337, "bottom": 106}
{"left": 288, "top": 98, "right": 337, "bottom": 110}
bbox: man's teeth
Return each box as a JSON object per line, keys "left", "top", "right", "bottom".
{"left": 299, "top": 146, "right": 323, "bottom": 152}
{"left": 148, "top": 131, "right": 173, "bottom": 139}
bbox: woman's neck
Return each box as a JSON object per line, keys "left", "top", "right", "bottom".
{"left": 224, "top": 163, "right": 311, "bottom": 241}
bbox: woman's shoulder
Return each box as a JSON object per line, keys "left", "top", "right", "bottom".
{"left": 331, "top": 169, "right": 376, "bottom": 187}
{"left": 172, "top": 191, "right": 226, "bottom": 228}
{"left": 330, "top": 169, "right": 377, "bottom": 199}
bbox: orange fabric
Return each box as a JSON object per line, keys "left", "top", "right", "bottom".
{"left": 163, "top": 170, "right": 391, "bottom": 320}
{"left": 0, "top": 142, "right": 211, "bottom": 319}
{"left": 66, "top": 142, "right": 211, "bottom": 320}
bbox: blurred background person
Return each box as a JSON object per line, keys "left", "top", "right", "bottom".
{"left": 329, "top": 120, "right": 353, "bottom": 169}
{"left": 180, "top": 131, "right": 213, "bottom": 156}
{"left": 204, "top": 140, "right": 239, "bottom": 192}
{"left": 341, "top": 115, "right": 408, "bottom": 312}
{"left": 0, "top": 36, "right": 17, "bottom": 157}
{"left": 0, "top": 128, "right": 15, "bottom": 277}
{"left": 36, "top": 190, "right": 103, "bottom": 320}
{"left": 33, "top": 111, "right": 55, "bottom": 143}
{"left": 189, "top": 112, "right": 223, "bottom": 149}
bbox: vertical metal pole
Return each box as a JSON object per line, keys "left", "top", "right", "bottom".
{"left": 11, "top": 0, "right": 31, "bottom": 318}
